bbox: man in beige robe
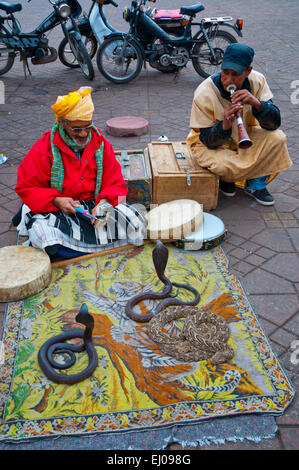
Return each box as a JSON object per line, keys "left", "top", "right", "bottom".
{"left": 187, "top": 43, "right": 292, "bottom": 205}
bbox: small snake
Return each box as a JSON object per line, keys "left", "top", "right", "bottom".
{"left": 125, "top": 241, "right": 200, "bottom": 323}
{"left": 38, "top": 303, "right": 98, "bottom": 384}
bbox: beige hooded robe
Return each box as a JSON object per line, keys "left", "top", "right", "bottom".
{"left": 187, "top": 70, "right": 292, "bottom": 185}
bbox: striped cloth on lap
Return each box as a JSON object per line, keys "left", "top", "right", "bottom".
{"left": 19, "top": 201, "right": 146, "bottom": 253}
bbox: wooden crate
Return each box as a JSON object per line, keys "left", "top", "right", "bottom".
{"left": 146, "top": 141, "right": 219, "bottom": 210}
{"left": 115, "top": 149, "right": 152, "bottom": 208}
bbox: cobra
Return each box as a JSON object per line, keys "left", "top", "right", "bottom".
{"left": 38, "top": 303, "right": 98, "bottom": 384}
{"left": 125, "top": 241, "right": 200, "bottom": 323}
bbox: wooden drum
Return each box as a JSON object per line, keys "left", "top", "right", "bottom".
{"left": 146, "top": 199, "right": 203, "bottom": 241}
{"left": 0, "top": 246, "right": 52, "bottom": 302}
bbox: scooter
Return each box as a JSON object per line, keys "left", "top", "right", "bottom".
{"left": 0, "top": 0, "right": 94, "bottom": 79}
{"left": 58, "top": 0, "right": 118, "bottom": 69}
{"left": 96, "top": 0, "right": 243, "bottom": 83}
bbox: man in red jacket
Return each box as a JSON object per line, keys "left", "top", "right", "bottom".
{"left": 15, "top": 87, "right": 145, "bottom": 258}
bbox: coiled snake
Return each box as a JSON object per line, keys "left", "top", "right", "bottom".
{"left": 38, "top": 303, "right": 98, "bottom": 384}
{"left": 147, "top": 305, "right": 234, "bottom": 364}
{"left": 125, "top": 241, "right": 200, "bottom": 323}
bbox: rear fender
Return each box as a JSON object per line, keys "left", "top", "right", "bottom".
{"left": 222, "top": 21, "right": 243, "bottom": 37}
{"left": 193, "top": 18, "right": 243, "bottom": 38}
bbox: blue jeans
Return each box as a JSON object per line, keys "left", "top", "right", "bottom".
{"left": 246, "top": 175, "right": 269, "bottom": 191}
{"left": 45, "top": 244, "right": 87, "bottom": 259}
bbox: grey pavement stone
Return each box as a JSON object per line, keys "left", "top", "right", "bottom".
{"left": 0, "top": 207, "right": 15, "bottom": 223}
{"left": 287, "top": 228, "right": 299, "bottom": 252}
{"left": 262, "top": 253, "right": 299, "bottom": 283}
{"left": 251, "top": 229, "right": 296, "bottom": 252}
{"left": 240, "top": 240, "right": 261, "bottom": 253}
{"left": 270, "top": 328, "right": 298, "bottom": 349}
{"left": 231, "top": 261, "right": 255, "bottom": 275}
{"left": 272, "top": 194, "right": 299, "bottom": 212}
{"left": 255, "top": 247, "right": 276, "bottom": 259}
{"left": 242, "top": 269, "right": 295, "bottom": 294}
{"left": 225, "top": 219, "right": 266, "bottom": 238}
{"left": 249, "top": 295, "right": 299, "bottom": 326}
{"left": 0, "top": 222, "right": 11, "bottom": 235}
{"left": 279, "top": 428, "right": 299, "bottom": 450}
{"left": 230, "top": 247, "right": 250, "bottom": 260}
{"left": 245, "top": 253, "right": 265, "bottom": 266}
{"left": 284, "top": 314, "right": 299, "bottom": 336}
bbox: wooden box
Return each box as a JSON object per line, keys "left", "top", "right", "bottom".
{"left": 115, "top": 149, "right": 152, "bottom": 208}
{"left": 146, "top": 141, "right": 219, "bottom": 210}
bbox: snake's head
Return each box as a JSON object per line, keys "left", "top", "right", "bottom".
{"left": 152, "top": 241, "right": 169, "bottom": 281}
{"left": 75, "top": 303, "right": 94, "bottom": 330}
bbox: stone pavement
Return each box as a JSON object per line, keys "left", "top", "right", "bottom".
{"left": 0, "top": 0, "right": 298, "bottom": 450}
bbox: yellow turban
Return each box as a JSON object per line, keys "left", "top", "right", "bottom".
{"left": 51, "top": 86, "right": 94, "bottom": 121}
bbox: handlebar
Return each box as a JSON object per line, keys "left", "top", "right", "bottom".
{"left": 102, "top": 0, "right": 118, "bottom": 7}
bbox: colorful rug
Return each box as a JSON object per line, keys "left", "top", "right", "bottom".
{"left": 0, "top": 244, "right": 294, "bottom": 447}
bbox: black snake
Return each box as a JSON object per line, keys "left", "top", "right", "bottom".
{"left": 38, "top": 303, "right": 98, "bottom": 384}
{"left": 147, "top": 305, "right": 234, "bottom": 364}
{"left": 125, "top": 241, "right": 200, "bottom": 323}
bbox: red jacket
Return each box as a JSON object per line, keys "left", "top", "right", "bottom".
{"left": 15, "top": 128, "right": 127, "bottom": 213}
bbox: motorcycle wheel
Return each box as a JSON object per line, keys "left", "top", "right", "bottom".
{"left": 96, "top": 35, "right": 143, "bottom": 84}
{"left": 192, "top": 30, "right": 237, "bottom": 79}
{"left": 67, "top": 35, "right": 95, "bottom": 80}
{"left": 58, "top": 34, "right": 97, "bottom": 69}
{"left": 0, "top": 45, "right": 15, "bottom": 76}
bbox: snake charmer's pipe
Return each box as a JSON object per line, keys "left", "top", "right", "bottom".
{"left": 38, "top": 303, "right": 98, "bottom": 384}
{"left": 125, "top": 241, "right": 200, "bottom": 323}
{"left": 226, "top": 84, "right": 253, "bottom": 149}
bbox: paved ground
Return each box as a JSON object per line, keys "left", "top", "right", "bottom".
{"left": 0, "top": 0, "right": 298, "bottom": 450}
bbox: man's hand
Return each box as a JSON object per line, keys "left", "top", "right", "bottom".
{"left": 231, "top": 89, "right": 261, "bottom": 111}
{"left": 53, "top": 197, "right": 80, "bottom": 215}
{"left": 222, "top": 103, "right": 243, "bottom": 131}
{"left": 92, "top": 199, "right": 110, "bottom": 229}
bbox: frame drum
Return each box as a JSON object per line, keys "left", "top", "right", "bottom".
{"left": 0, "top": 246, "right": 52, "bottom": 301}
{"left": 175, "top": 212, "right": 227, "bottom": 250}
{"left": 146, "top": 199, "right": 203, "bottom": 241}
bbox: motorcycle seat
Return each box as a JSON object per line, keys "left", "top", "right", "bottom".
{"left": 180, "top": 3, "right": 205, "bottom": 16}
{"left": 0, "top": 1, "right": 22, "bottom": 13}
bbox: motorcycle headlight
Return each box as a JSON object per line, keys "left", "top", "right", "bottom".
{"left": 123, "top": 7, "right": 131, "bottom": 22}
{"left": 59, "top": 3, "right": 71, "bottom": 19}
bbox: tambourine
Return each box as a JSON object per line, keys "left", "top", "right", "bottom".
{"left": 174, "top": 212, "right": 227, "bottom": 250}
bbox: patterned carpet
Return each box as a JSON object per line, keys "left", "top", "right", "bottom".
{"left": 0, "top": 244, "right": 294, "bottom": 447}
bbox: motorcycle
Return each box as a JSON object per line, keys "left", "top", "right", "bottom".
{"left": 58, "top": 0, "right": 118, "bottom": 69}
{"left": 0, "top": 0, "right": 94, "bottom": 79}
{"left": 96, "top": 0, "right": 244, "bottom": 84}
